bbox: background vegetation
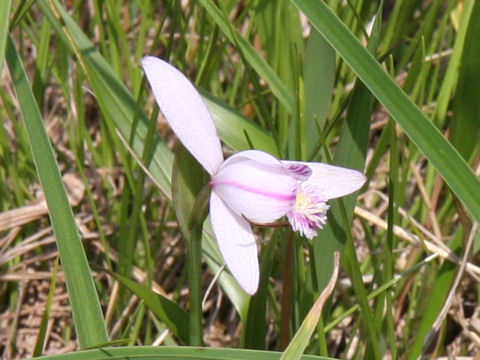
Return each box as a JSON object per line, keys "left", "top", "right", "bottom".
{"left": 0, "top": 0, "right": 479, "bottom": 359}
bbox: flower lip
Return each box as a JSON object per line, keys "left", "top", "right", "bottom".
{"left": 282, "top": 160, "right": 367, "bottom": 200}
{"left": 287, "top": 183, "right": 329, "bottom": 240}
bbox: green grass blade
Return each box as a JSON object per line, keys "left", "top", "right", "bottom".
{"left": 106, "top": 271, "right": 190, "bottom": 344}
{"left": 33, "top": 258, "right": 60, "bottom": 356}
{"left": 0, "top": 0, "right": 11, "bottom": 74}
{"left": 450, "top": 0, "right": 480, "bottom": 160}
{"left": 407, "top": 232, "right": 463, "bottom": 359}
{"left": 434, "top": 1, "right": 475, "bottom": 124}
{"left": 9, "top": 0, "right": 36, "bottom": 29}
{"left": 243, "top": 231, "right": 281, "bottom": 349}
{"left": 293, "top": 0, "right": 480, "bottom": 224}
{"left": 409, "top": 262, "right": 457, "bottom": 359}
{"left": 35, "top": 346, "right": 334, "bottom": 360}
{"left": 197, "top": 0, "right": 295, "bottom": 114}
{"left": 200, "top": 90, "right": 278, "bottom": 155}
{"left": 304, "top": 29, "right": 335, "bottom": 158}
{"left": 39, "top": 0, "right": 174, "bottom": 198}
{"left": 5, "top": 35, "right": 108, "bottom": 349}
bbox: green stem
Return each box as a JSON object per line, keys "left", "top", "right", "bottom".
{"left": 187, "top": 185, "right": 210, "bottom": 346}
{"left": 279, "top": 231, "right": 294, "bottom": 350}
{"left": 342, "top": 211, "right": 381, "bottom": 360}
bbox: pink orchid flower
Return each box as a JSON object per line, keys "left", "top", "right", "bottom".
{"left": 141, "top": 56, "right": 366, "bottom": 295}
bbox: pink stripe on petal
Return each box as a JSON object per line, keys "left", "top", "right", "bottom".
{"left": 212, "top": 152, "right": 297, "bottom": 224}
{"left": 210, "top": 178, "right": 296, "bottom": 201}
{"left": 285, "top": 163, "right": 312, "bottom": 180}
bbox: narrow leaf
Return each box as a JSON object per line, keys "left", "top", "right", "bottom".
{"left": 5, "top": 35, "right": 108, "bottom": 349}
{"left": 107, "top": 271, "right": 189, "bottom": 344}
{"left": 0, "top": 0, "right": 11, "bottom": 74}
{"left": 304, "top": 29, "right": 335, "bottom": 157}
{"left": 450, "top": 0, "right": 480, "bottom": 160}
{"left": 35, "top": 345, "right": 333, "bottom": 360}
{"left": 33, "top": 258, "right": 60, "bottom": 356}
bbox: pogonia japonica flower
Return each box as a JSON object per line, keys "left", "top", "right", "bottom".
{"left": 141, "top": 56, "right": 366, "bottom": 295}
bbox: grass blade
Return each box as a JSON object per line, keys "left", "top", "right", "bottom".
{"left": 5, "top": 35, "right": 108, "bottom": 349}
{"left": 243, "top": 231, "right": 282, "bottom": 349}
{"left": 106, "top": 271, "right": 190, "bottom": 344}
{"left": 0, "top": 0, "right": 11, "bottom": 74}
{"left": 200, "top": 90, "right": 278, "bottom": 155}
{"left": 450, "top": 0, "right": 480, "bottom": 160}
{"left": 304, "top": 29, "right": 335, "bottom": 158}
{"left": 35, "top": 346, "right": 334, "bottom": 360}
{"left": 33, "top": 258, "right": 60, "bottom": 356}
{"left": 197, "top": 0, "right": 294, "bottom": 114}
{"left": 407, "top": 233, "right": 463, "bottom": 359}
{"left": 39, "top": 0, "right": 173, "bottom": 198}
{"left": 434, "top": 1, "right": 475, "bottom": 124}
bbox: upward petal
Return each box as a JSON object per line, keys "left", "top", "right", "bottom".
{"left": 210, "top": 191, "right": 259, "bottom": 295}
{"left": 282, "top": 161, "right": 366, "bottom": 200}
{"left": 141, "top": 56, "right": 223, "bottom": 175}
{"left": 211, "top": 150, "right": 297, "bottom": 224}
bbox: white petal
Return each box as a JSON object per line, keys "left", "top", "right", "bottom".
{"left": 210, "top": 191, "right": 259, "bottom": 295}
{"left": 141, "top": 56, "right": 223, "bottom": 175}
{"left": 221, "top": 149, "right": 283, "bottom": 167}
{"left": 211, "top": 151, "right": 296, "bottom": 223}
{"left": 282, "top": 161, "right": 366, "bottom": 200}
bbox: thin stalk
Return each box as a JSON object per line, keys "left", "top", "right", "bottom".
{"left": 279, "top": 231, "right": 294, "bottom": 350}
{"left": 316, "top": 316, "right": 328, "bottom": 356}
{"left": 385, "top": 119, "right": 399, "bottom": 357}
{"left": 187, "top": 185, "right": 211, "bottom": 346}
